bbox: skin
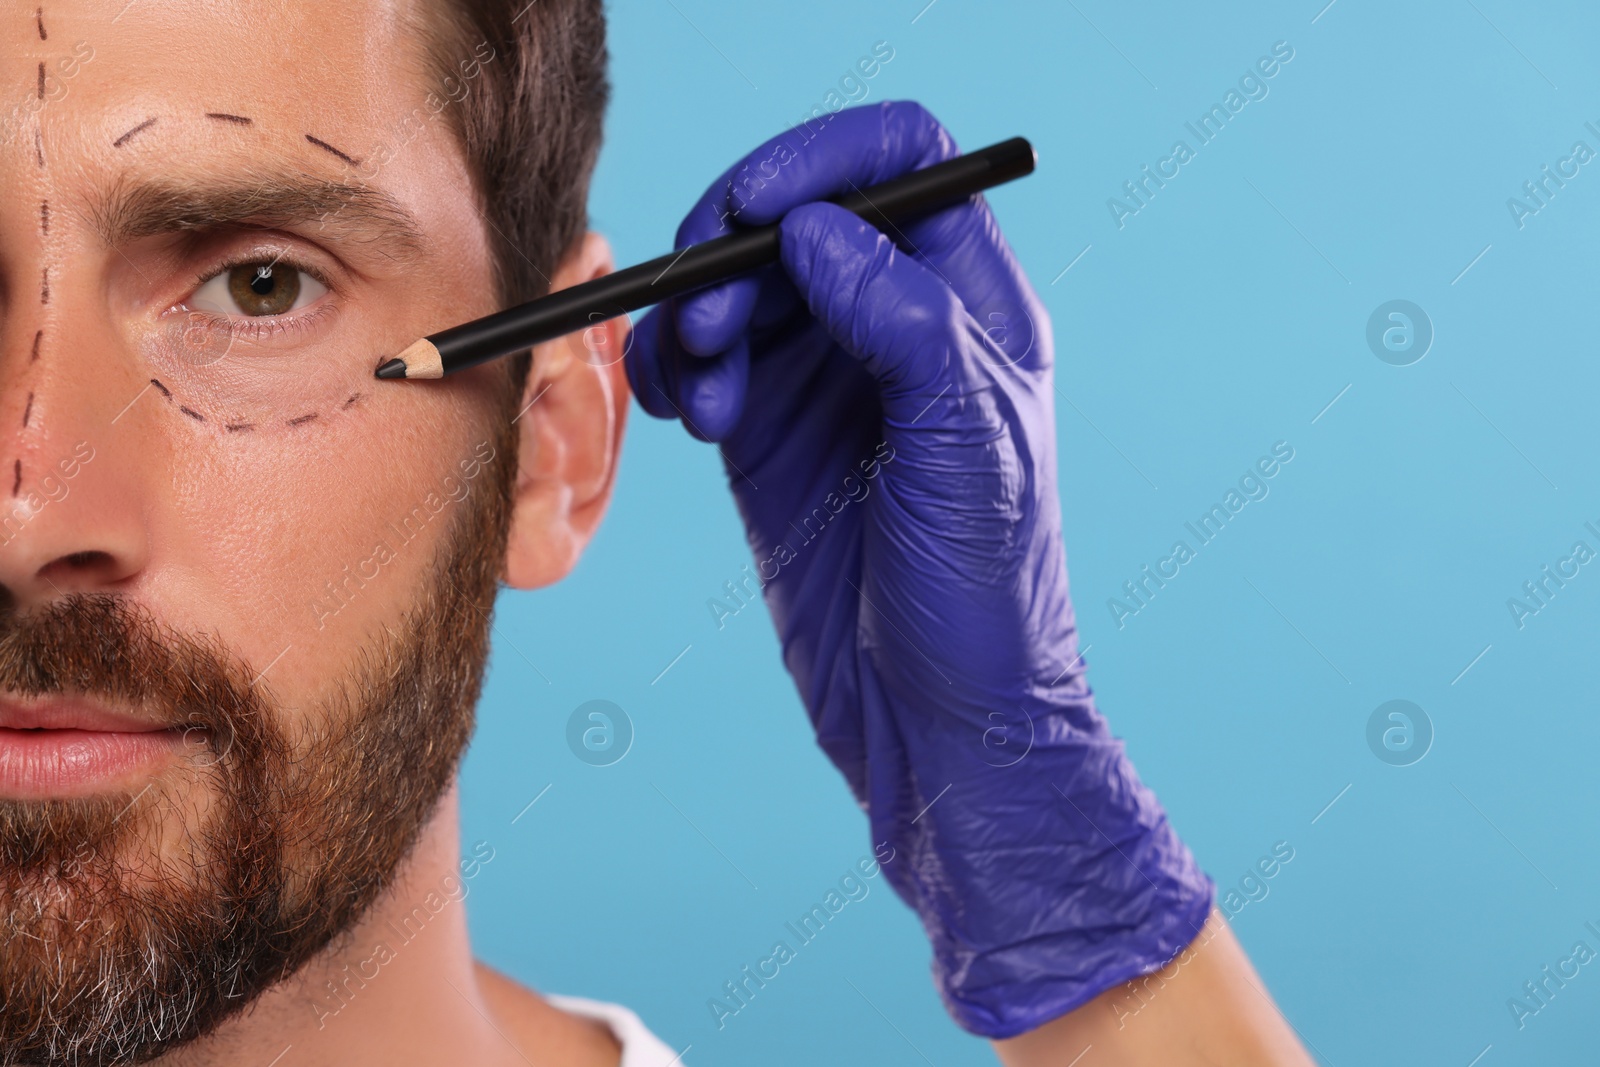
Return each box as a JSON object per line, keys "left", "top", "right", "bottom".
{"left": 0, "top": 1, "right": 1309, "bottom": 1063}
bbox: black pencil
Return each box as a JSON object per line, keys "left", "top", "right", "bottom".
{"left": 374, "top": 136, "right": 1036, "bottom": 381}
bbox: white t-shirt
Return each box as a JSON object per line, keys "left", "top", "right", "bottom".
{"left": 545, "top": 995, "right": 684, "bottom": 1066}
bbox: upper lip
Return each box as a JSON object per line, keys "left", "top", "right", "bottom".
{"left": 0, "top": 695, "right": 173, "bottom": 733}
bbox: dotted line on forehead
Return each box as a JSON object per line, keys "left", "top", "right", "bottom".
{"left": 112, "top": 117, "right": 359, "bottom": 173}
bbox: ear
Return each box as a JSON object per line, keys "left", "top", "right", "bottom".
{"left": 503, "top": 232, "right": 632, "bottom": 590}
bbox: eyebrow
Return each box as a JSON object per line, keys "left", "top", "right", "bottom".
{"left": 88, "top": 175, "right": 428, "bottom": 264}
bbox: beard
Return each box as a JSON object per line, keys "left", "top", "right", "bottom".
{"left": 0, "top": 420, "right": 517, "bottom": 1066}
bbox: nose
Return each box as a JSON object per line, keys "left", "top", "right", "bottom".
{"left": 0, "top": 317, "right": 153, "bottom": 612}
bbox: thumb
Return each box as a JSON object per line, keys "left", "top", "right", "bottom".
{"left": 778, "top": 201, "right": 995, "bottom": 427}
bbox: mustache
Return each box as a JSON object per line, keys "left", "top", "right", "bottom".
{"left": 0, "top": 593, "right": 266, "bottom": 757}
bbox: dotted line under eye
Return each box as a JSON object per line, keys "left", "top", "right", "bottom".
{"left": 147, "top": 379, "right": 365, "bottom": 432}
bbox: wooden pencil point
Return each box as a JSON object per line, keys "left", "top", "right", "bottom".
{"left": 377, "top": 338, "right": 443, "bottom": 380}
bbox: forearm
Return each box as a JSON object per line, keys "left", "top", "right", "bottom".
{"left": 992, "top": 909, "right": 1314, "bottom": 1067}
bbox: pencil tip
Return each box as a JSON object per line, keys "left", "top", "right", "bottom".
{"left": 375, "top": 358, "right": 407, "bottom": 380}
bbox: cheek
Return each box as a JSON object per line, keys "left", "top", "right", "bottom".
{"left": 156, "top": 381, "right": 499, "bottom": 689}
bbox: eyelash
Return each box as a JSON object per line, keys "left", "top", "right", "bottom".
{"left": 182, "top": 252, "right": 338, "bottom": 343}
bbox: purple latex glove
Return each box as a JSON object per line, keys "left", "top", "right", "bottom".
{"left": 626, "top": 100, "right": 1214, "bottom": 1039}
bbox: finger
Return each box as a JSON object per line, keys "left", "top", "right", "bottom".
{"left": 675, "top": 100, "right": 959, "bottom": 357}
{"left": 673, "top": 339, "right": 749, "bottom": 442}
{"left": 891, "top": 196, "right": 1048, "bottom": 372}
{"left": 779, "top": 201, "right": 997, "bottom": 428}
{"left": 670, "top": 171, "right": 773, "bottom": 359}
{"left": 748, "top": 261, "right": 805, "bottom": 335}
{"left": 673, "top": 264, "right": 770, "bottom": 359}
{"left": 627, "top": 303, "right": 752, "bottom": 440}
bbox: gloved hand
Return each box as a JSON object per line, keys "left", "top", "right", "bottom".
{"left": 626, "top": 100, "right": 1214, "bottom": 1039}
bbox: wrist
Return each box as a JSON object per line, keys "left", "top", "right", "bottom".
{"left": 992, "top": 909, "right": 1316, "bottom": 1066}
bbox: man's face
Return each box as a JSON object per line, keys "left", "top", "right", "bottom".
{"left": 0, "top": 0, "right": 527, "bottom": 1059}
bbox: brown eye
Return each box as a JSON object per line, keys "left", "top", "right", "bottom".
{"left": 226, "top": 263, "right": 300, "bottom": 316}
{"left": 187, "top": 259, "right": 328, "bottom": 322}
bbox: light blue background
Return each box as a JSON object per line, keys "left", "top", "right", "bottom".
{"left": 462, "top": 2, "right": 1600, "bottom": 1064}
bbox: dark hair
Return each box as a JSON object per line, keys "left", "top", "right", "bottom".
{"left": 422, "top": 0, "right": 611, "bottom": 394}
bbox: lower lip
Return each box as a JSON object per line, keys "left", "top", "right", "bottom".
{"left": 0, "top": 727, "right": 187, "bottom": 798}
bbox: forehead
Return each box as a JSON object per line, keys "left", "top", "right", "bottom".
{"left": 3, "top": 0, "right": 449, "bottom": 193}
